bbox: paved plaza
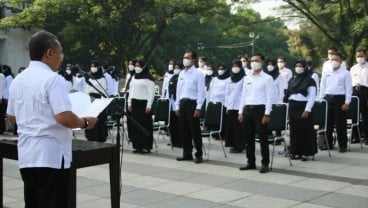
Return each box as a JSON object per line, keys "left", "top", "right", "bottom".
{"left": 3, "top": 130, "right": 368, "bottom": 208}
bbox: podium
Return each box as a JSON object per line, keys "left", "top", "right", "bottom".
{"left": 0, "top": 139, "right": 119, "bottom": 208}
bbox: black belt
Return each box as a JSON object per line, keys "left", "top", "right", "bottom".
{"left": 325, "top": 94, "right": 345, "bottom": 99}
{"left": 245, "top": 105, "right": 265, "bottom": 110}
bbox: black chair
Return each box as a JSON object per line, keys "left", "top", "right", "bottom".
{"left": 151, "top": 95, "right": 161, "bottom": 115}
{"left": 201, "top": 101, "right": 227, "bottom": 161}
{"left": 347, "top": 96, "right": 363, "bottom": 150}
{"left": 270, "top": 103, "right": 292, "bottom": 170}
{"left": 311, "top": 99, "right": 331, "bottom": 156}
{"left": 153, "top": 98, "right": 171, "bottom": 140}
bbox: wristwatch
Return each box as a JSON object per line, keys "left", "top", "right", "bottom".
{"left": 81, "top": 118, "right": 89, "bottom": 129}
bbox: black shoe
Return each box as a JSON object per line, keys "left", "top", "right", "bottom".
{"left": 176, "top": 156, "right": 193, "bottom": 161}
{"left": 132, "top": 149, "right": 141, "bottom": 153}
{"left": 291, "top": 155, "right": 301, "bottom": 160}
{"left": 339, "top": 147, "right": 347, "bottom": 153}
{"left": 365, "top": 139, "right": 368, "bottom": 145}
{"left": 259, "top": 165, "right": 270, "bottom": 173}
{"left": 140, "top": 149, "right": 151, "bottom": 154}
{"left": 239, "top": 164, "right": 256, "bottom": 171}
{"left": 194, "top": 157, "right": 203, "bottom": 164}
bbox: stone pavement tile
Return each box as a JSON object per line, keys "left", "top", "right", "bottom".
{"left": 289, "top": 178, "right": 350, "bottom": 192}
{"left": 333, "top": 166, "right": 368, "bottom": 179}
{"left": 148, "top": 181, "right": 210, "bottom": 195}
{"left": 180, "top": 173, "right": 240, "bottom": 187}
{"left": 121, "top": 189, "right": 177, "bottom": 206}
{"left": 76, "top": 192, "right": 101, "bottom": 204}
{"left": 147, "top": 195, "right": 219, "bottom": 208}
{"left": 122, "top": 162, "right": 166, "bottom": 175}
{"left": 222, "top": 179, "right": 327, "bottom": 201}
{"left": 76, "top": 176, "right": 106, "bottom": 189}
{"left": 78, "top": 183, "right": 113, "bottom": 198}
{"left": 187, "top": 187, "right": 252, "bottom": 203}
{"left": 77, "top": 164, "right": 111, "bottom": 182}
{"left": 335, "top": 184, "right": 368, "bottom": 198}
{"left": 123, "top": 152, "right": 188, "bottom": 169}
{"left": 78, "top": 198, "right": 137, "bottom": 208}
{"left": 251, "top": 172, "right": 306, "bottom": 185}
{"left": 4, "top": 199, "right": 24, "bottom": 208}
{"left": 150, "top": 168, "right": 203, "bottom": 181}
{"left": 211, "top": 204, "right": 243, "bottom": 208}
{"left": 121, "top": 185, "right": 140, "bottom": 194}
{"left": 5, "top": 187, "right": 23, "bottom": 199}
{"left": 230, "top": 194, "right": 299, "bottom": 208}
{"left": 4, "top": 177, "right": 23, "bottom": 190}
{"left": 4, "top": 194, "right": 22, "bottom": 205}
{"left": 309, "top": 193, "right": 368, "bottom": 208}
{"left": 291, "top": 203, "right": 334, "bottom": 208}
{"left": 122, "top": 175, "right": 170, "bottom": 188}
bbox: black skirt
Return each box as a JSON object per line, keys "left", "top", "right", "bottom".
{"left": 130, "top": 99, "right": 153, "bottom": 150}
{"left": 289, "top": 100, "right": 317, "bottom": 156}
{"left": 225, "top": 110, "right": 245, "bottom": 150}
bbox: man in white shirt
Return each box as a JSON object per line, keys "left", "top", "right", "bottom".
{"left": 240, "top": 56, "right": 252, "bottom": 76}
{"left": 238, "top": 53, "right": 273, "bottom": 173}
{"left": 322, "top": 47, "right": 347, "bottom": 74}
{"left": 277, "top": 57, "right": 292, "bottom": 91}
{"left": 320, "top": 52, "right": 352, "bottom": 152}
{"left": 350, "top": 49, "right": 368, "bottom": 145}
{"left": 7, "top": 31, "right": 97, "bottom": 208}
{"left": 175, "top": 50, "right": 206, "bottom": 163}
{"left": 198, "top": 56, "right": 208, "bottom": 75}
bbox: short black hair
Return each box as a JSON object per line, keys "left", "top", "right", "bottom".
{"left": 253, "top": 53, "right": 265, "bottom": 61}
{"left": 328, "top": 46, "right": 338, "bottom": 52}
{"left": 199, "top": 56, "right": 206, "bottom": 62}
{"left": 29, "top": 31, "right": 59, "bottom": 61}
{"left": 356, "top": 49, "right": 367, "bottom": 54}
{"left": 331, "top": 52, "right": 344, "bottom": 60}
{"left": 185, "top": 50, "right": 198, "bottom": 60}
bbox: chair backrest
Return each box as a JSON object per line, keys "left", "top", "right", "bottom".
{"left": 347, "top": 96, "right": 359, "bottom": 120}
{"left": 154, "top": 98, "right": 170, "bottom": 123}
{"left": 268, "top": 103, "right": 288, "bottom": 131}
{"left": 203, "top": 101, "right": 223, "bottom": 131}
{"left": 151, "top": 95, "right": 161, "bottom": 115}
{"left": 311, "top": 99, "right": 328, "bottom": 128}
{"left": 200, "top": 100, "right": 206, "bottom": 119}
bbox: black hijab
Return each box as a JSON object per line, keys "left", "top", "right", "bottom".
{"left": 168, "top": 63, "right": 183, "bottom": 100}
{"left": 205, "top": 65, "right": 216, "bottom": 90}
{"left": 217, "top": 63, "right": 230, "bottom": 80}
{"left": 230, "top": 59, "right": 245, "bottom": 83}
{"left": 134, "top": 60, "right": 155, "bottom": 81}
{"left": 2, "top": 65, "right": 13, "bottom": 78}
{"left": 287, "top": 59, "right": 316, "bottom": 97}
{"left": 265, "top": 59, "right": 280, "bottom": 80}
{"left": 90, "top": 60, "right": 104, "bottom": 79}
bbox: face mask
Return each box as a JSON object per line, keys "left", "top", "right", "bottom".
{"left": 174, "top": 69, "right": 180, "bottom": 75}
{"left": 356, "top": 57, "right": 365, "bottom": 64}
{"left": 217, "top": 70, "right": 225, "bottom": 76}
{"left": 90, "top": 67, "right": 98, "bottom": 73}
{"left": 251, "top": 61, "right": 262, "bottom": 70}
{"left": 198, "top": 62, "right": 205, "bottom": 68}
{"left": 168, "top": 64, "right": 173, "bottom": 71}
{"left": 135, "top": 67, "right": 143, "bottom": 74}
{"left": 128, "top": 64, "right": 135, "bottom": 71}
{"left": 277, "top": 62, "right": 285, "bottom": 68}
{"left": 206, "top": 70, "right": 213, "bottom": 76}
{"left": 66, "top": 69, "right": 72, "bottom": 75}
{"left": 242, "top": 62, "right": 247, "bottom": 68}
{"left": 328, "top": 54, "right": 333, "bottom": 60}
{"left": 295, "top": 67, "right": 304, "bottom": 74}
{"left": 331, "top": 61, "right": 340, "bottom": 69}
{"left": 232, "top": 67, "right": 241, "bottom": 74}
{"left": 183, "top": 59, "right": 192, "bottom": 67}
{"left": 267, "top": 65, "right": 274, "bottom": 72}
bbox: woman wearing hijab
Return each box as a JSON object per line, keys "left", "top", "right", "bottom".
{"left": 107, "top": 66, "right": 120, "bottom": 97}
{"left": 123, "top": 59, "right": 136, "bottom": 142}
{"left": 168, "top": 63, "right": 183, "bottom": 147}
{"left": 128, "top": 60, "right": 155, "bottom": 153}
{"left": 205, "top": 65, "right": 216, "bottom": 91}
{"left": 225, "top": 59, "right": 246, "bottom": 153}
{"left": 85, "top": 60, "right": 109, "bottom": 142}
{"left": 284, "top": 59, "right": 317, "bottom": 161}
{"left": 0, "top": 65, "right": 13, "bottom": 134}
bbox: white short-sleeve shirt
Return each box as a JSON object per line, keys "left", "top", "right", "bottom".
{"left": 7, "top": 61, "right": 73, "bottom": 169}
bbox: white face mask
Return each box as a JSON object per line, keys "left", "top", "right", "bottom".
{"left": 277, "top": 62, "right": 285, "bottom": 69}
{"left": 295, "top": 67, "right": 304, "bottom": 74}
{"left": 66, "top": 69, "right": 72, "bottom": 75}
{"left": 168, "top": 64, "right": 174, "bottom": 71}
{"left": 183, "top": 59, "right": 192, "bottom": 67}
{"left": 198, "top": 62, "right": 205, "bottom": 68}
{"left": 356, "top": 57, "right": 365, "bottom": 64}
{"left": 217, "top": 70, "right": 225, "bottom": 76}
{"left": 232, "top": 67, "right": 241, "bottom": 74}
{"left": 174, "top": 69, "right": 181, "bottom": 75}
{"left": 331, "top": 61, "right": 340, "bottom": 69}
{"left": 135, "top": 67, "right": 143, "bottom": 74}
{"left": 251, "top": 61, "right": 262, "bottom": 70}
{"left": 267, "top": 65, "right": 274, "bottom": 72}
{"left": 128, "top": 64, "right": 135, "bottom": 71}
{"left": 242, "top": 61, "right": 247, "bottom": 68}
{"left": 90, "top": 67, "right": 98, "bottom": 73}
{"left": 206, "top": 70, "right": 214, "bottom": 76}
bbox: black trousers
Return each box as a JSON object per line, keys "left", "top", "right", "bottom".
{"left": 169, "top": 110, "right": 182, "bottom": 147}
{"left": 325, "top": 95, "right": 348, "bottom": 149}
{"left": 130, "top": 99, "right": 153, "bottom": 151}
{"left": 20, "top": 166, "right": 70, "bottom": 208}
{"left": 226, "top": 110, "right": 245, "bottom": 150}
{"left": 0, "top": 99, "right": 7, "bottom": 133}
{"left": 352, "top": 86, "right": 368, "bottom": 140}
{"left": 243, "top": 105, "right": 269, "bottom": 166}
{"left": 179, "top": 99, "right": 202, "bottom": 158}
{"left": 85, "top": 94, "right": 108, "bottom": 142}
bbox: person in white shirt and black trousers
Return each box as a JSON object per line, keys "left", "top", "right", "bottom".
{"left": 238, "top": 53, "right": 273, "bottom": 173}
{"left": 128, "top": 60, "right": 155, "bottom": 154}
{"left": 350, "top": 49, "right": 368, "bottom": 145}
{"left": 175, "top": 50, "right": 206, "bottom": 164}
{"left": 320, "top": 52, "right": 352, "bottom": 152}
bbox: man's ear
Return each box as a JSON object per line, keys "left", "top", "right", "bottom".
{"left": 46, "top": 48, "right": 52, "bottom": 58}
